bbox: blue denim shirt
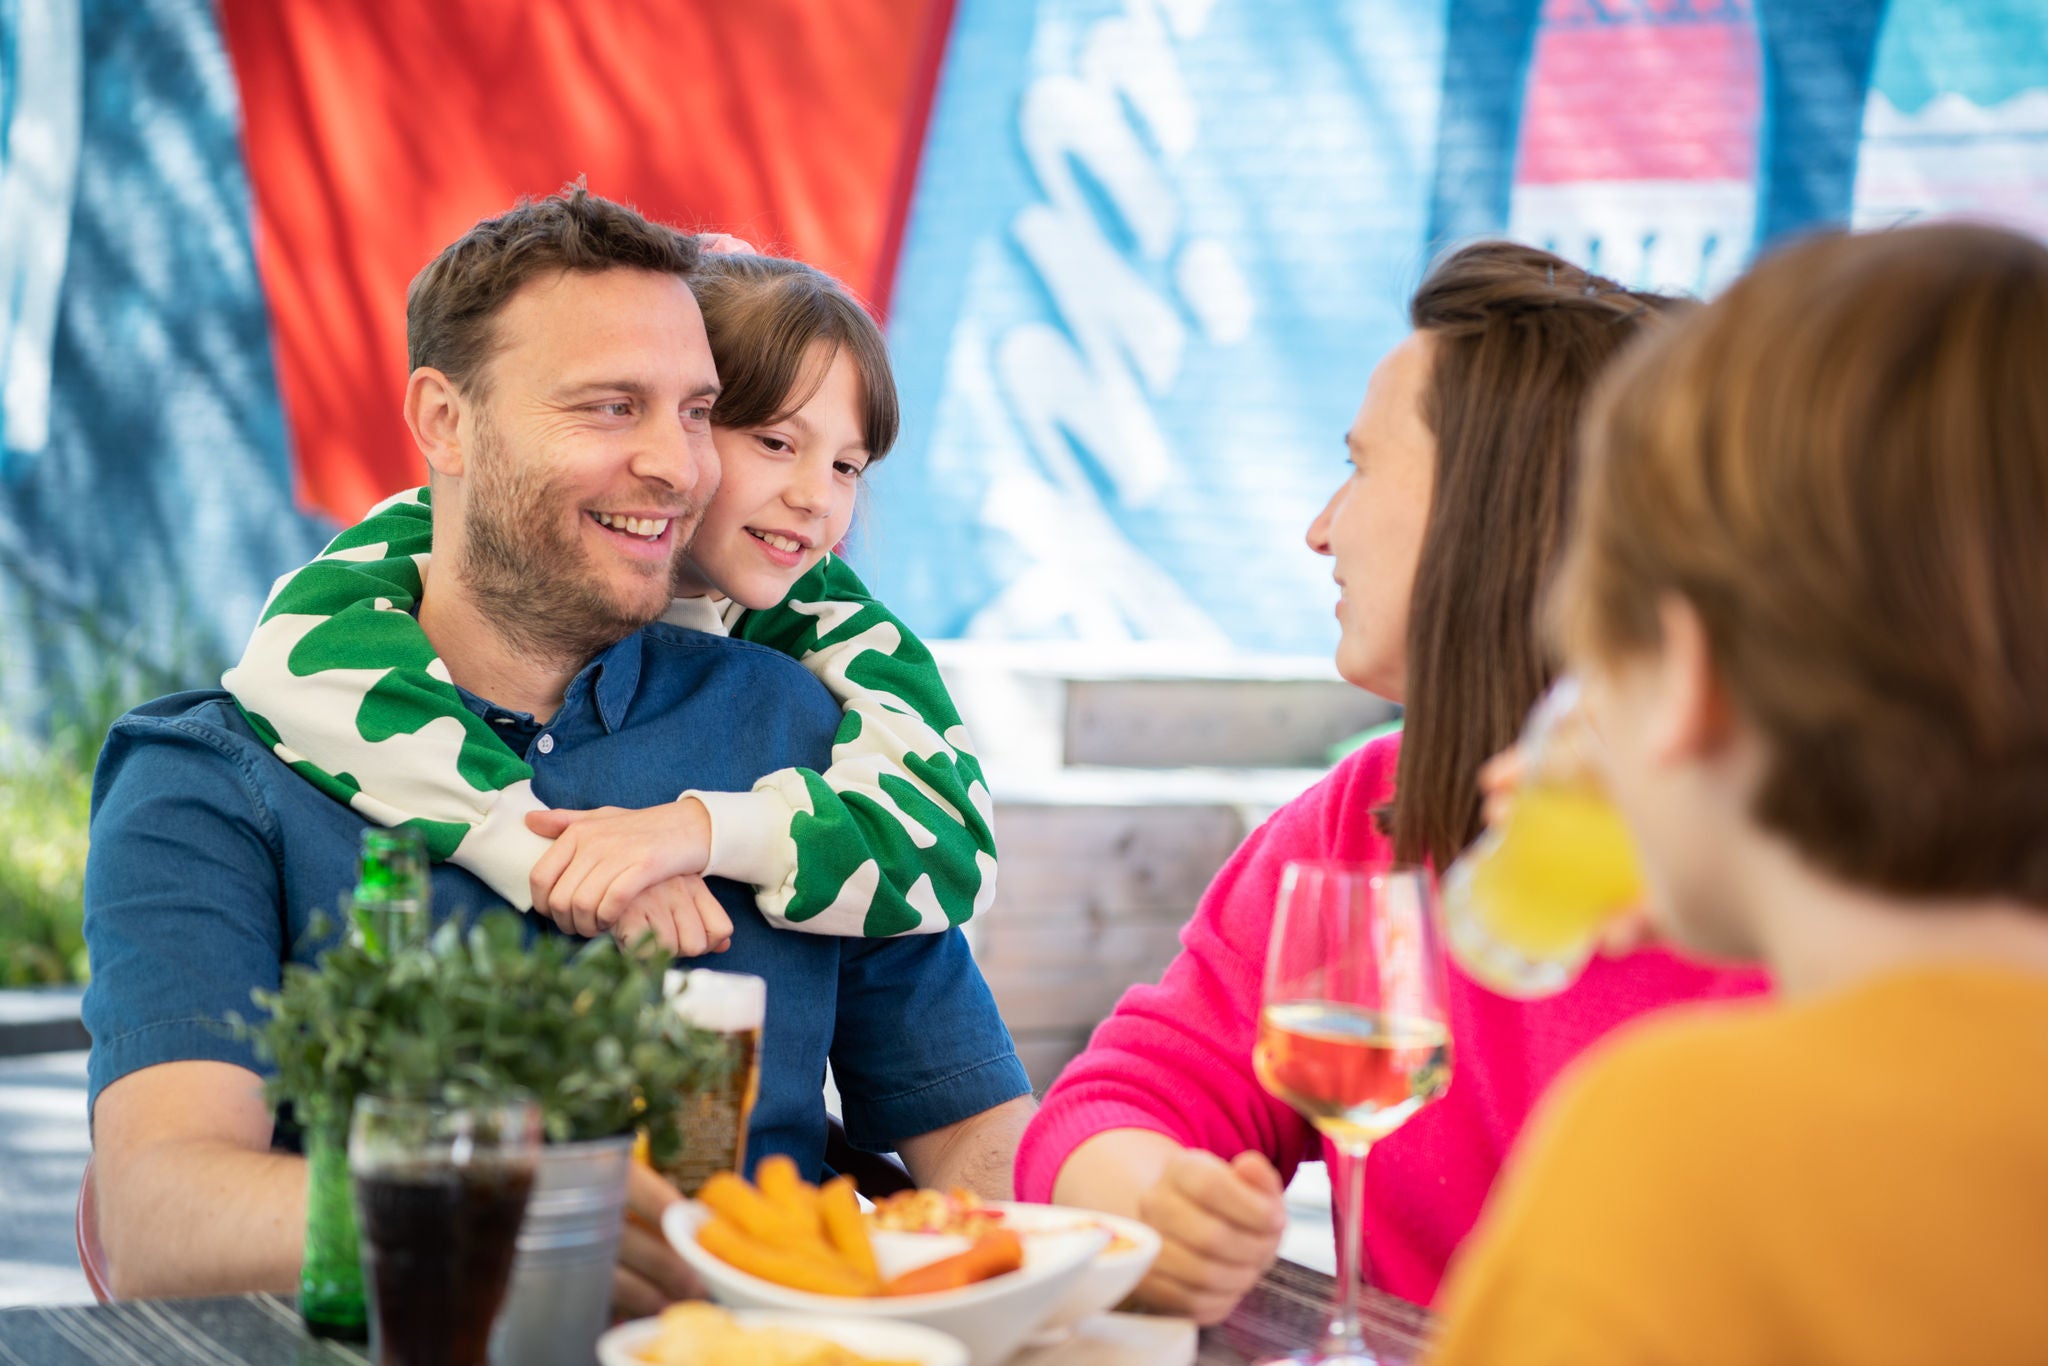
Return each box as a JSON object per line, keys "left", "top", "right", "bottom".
{"left": 82, "top": 623, "right": 1029, "bottom": 1176}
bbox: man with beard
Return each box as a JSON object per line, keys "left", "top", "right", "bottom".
{"left": 78, "top": 188, "right": 1035, "bottom": 1304}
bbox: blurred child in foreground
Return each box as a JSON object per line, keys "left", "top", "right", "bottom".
{"left": 1430, "top": 222, "right": 2048, "bottom": 1364}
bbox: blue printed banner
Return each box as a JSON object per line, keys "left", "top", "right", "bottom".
{"left": 878, "top": 0, "right": 2048, "bottom": 656}
{"left": 879, "top": 0, "right": 1451, "bottom": 656}
{"left": 2, "top": 0, "right": 2046, "bottom": 697}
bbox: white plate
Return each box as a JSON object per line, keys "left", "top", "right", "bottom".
{"left": 664, "top": 1200, "right": 1108, "bottom": 1366}
{"left": 598, "top": 1308, "right": 969, "bottom": 1366}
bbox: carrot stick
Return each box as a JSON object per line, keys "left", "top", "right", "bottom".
{"left": 756, "top": 1154, "right": 824, "bottom": 1240}
{"left": 881, "top": 1228, "right": 1025, "bottom": 1297}
{"left": 818, "top": 1175, "right": 879, "bottom": 1280}
{"left": 695, "top": 1216, "right": 879, "bottom": 1298}
{"left": 698, "top": 1171, "right": 814, "bottom": 1248}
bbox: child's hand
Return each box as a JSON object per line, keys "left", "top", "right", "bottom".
{"left": 696, "top": 232, "right": 759, "bottom": 256}
{"left": 525, "top": 798, "right": 715, "bottom": 937}
{"left": 1476, "top": 743, "right": 1659, "bottom": 957}
{"left": 610, "top": 875, "right": 734, "bottom": 958}
{"left": 1477, "top": 744, "right": 1525, "bottom": 828}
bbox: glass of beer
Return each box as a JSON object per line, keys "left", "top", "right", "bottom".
{"left": 1253, "top": 862, "right": 1451, "bottom": 1366}
{"left": 658, "top": 969, "right": 765, "bottom": 1194}
{"left": 1441, "top": 676, "right": 1646, "bottom": 998}
{"left": 349, "top": 1094, "right": 540, "bottom": 1366}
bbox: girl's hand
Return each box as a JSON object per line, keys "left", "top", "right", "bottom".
{"left": 610, "top": 874, "right": 734, "bottom": 958}
{"left": 525, "top": 798, "right": 715, "bottom": 937}
{"left": 696, "top": 232, "right": 758, "bottom": 256}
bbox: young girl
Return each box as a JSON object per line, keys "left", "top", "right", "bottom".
{"left": 223, "top": 251, "right": 995, "bottom": 951}
{"left": 1430, "top": 222, "right": 2048, "bottom": 1362}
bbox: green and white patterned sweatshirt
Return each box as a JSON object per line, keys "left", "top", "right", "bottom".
{"left": 222, "top": 488, "right": 996, "bottom": 937}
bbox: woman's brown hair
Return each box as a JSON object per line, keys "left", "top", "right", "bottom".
{"left": 1554, "top": 222, "right": 2048, "bottom": 904}
{"left": 689, "top": 253, "right": 900, "bottom": 459}
{"left": 1392, "top": 241, "right": 1682, "bottom": 869}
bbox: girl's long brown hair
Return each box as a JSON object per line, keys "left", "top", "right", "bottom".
{"left": 689, "top": 252, "right": 899, "bottom": 459}
{"left": 1390, "top": 242, "right": 1680, "bottom": 869}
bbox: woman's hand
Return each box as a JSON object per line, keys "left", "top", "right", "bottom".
{"left": 525, "top": 798, "right": 717, "bottom": 939}
{"left": 1131, "top": 1149, "right": 1290, "bottom": 1326}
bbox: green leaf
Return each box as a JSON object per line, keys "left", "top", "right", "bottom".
{"left": 228, "top": 908, "right": 733, "bottom": 1145}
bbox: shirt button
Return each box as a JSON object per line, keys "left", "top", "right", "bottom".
{"left": 537, "top": 734, "right": 555, "bottom": 755}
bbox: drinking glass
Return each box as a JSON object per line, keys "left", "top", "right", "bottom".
{"left": 1253, "top": 862, "right": 1451, "bottom": 1366}
{"left": 350, "top": 826, "right": 431, "bottom": 957}
{"left": 657, "top": 969, "right": 766, "bottom": 1196}
{"left": 349, "top": 1095, "right": 541, "bottom": 1366}
{"left": 1440, "top": 676, "right": 1645, "bottom": 997}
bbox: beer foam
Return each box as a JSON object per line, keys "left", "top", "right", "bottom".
{"left": 664, "top": 968, "right": 766, "bottom": 1032}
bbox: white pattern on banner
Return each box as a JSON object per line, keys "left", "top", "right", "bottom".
{"left": 980, "top": 0, "right": 1241, "bottom": 643}
{"left": 0, "top": 0, "right": 82, "bottom": 463}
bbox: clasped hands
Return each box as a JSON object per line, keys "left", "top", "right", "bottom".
{"left": 524, "top": 797, "right": 733, "bottom": 956}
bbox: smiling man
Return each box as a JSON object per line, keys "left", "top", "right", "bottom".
{"left": 80, "top": 187, "right": 1034, "bottom": 1306}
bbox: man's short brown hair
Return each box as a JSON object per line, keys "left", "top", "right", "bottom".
{"left": 1555, "top": 222, "right": 2048, "bottom": 905}
{"left": 406, "top": 182, "right": 700, "bottom": 393}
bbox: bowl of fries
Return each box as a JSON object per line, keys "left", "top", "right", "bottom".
{"left": 599, "top": 1302, "right": 967, "bottom": 1366}
{"left": 663, "top": 1160, "right": 1108, "bottom": 1366}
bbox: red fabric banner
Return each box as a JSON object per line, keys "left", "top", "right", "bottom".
{"left": 220, "top": 0, "right": 950, "bottom": 524}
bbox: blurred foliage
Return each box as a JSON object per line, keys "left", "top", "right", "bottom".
{"left": 0, "top": 732, "right": 94, "bottom": 986}
{"left": 0, "top": 592, "right": 228, "bottom": 987}
{"left": 238, "top": 913, "right": 732, "bottom": 1166}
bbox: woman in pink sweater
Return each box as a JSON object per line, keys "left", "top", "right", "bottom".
{"left": 1014, "top": 243, "right": 1767, "bottom": 1320}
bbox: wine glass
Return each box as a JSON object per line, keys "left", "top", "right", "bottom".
{"left": 1253, "top": 862, "right": 1452, "bottom": 1365}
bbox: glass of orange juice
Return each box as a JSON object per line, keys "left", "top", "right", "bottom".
{"left": 1441, "top": 677, "right": 1646, "bottom": 998}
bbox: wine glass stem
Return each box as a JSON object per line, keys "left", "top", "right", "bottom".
{"left": 1323, "top": 1137, "right": 1373, "bottom": 1357}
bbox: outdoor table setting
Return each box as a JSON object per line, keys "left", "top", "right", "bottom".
{"left": 15, "top": 766, "right": 1620, "bottom": 1366}
{"left": 19, "top": 832, "right": 1448, "bottom": 1366}
{"left": 0, "top": 1259, "right": 1435, "bottom": 1366}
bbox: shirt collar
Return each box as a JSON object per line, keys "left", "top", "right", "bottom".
{"left": 586, "top": 629, "right": 644, "bottom": 734}
{"left": 452, "top": 629, "right": 645, "bottom": 736}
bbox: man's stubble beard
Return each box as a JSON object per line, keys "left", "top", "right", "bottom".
{"left": 458, "top": 417, "right": 707, "bottom": 666}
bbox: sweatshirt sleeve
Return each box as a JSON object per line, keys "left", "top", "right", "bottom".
{"left": 1013, "top": 741, "right": 1403, "bottom": 1203}
{"left": 700, "top": 553, "right": 997, "bottom": 938}
{"left": 219, "top": 487, "right": 553, "bottom": 910}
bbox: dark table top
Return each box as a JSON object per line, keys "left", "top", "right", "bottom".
{"left": 1198, "top": 1260, "right": 1432, "bottom": 1365}
{"left": 0, "top": 1262, "right": 1433, "bottom": 1365}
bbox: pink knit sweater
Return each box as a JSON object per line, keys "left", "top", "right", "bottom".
{"left": 1013, "top": 733, "right": 1769, "bottom": 1305}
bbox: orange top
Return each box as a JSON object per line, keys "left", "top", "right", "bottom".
{"left": 1429, "top": 966, "right": 2048, "bottom": 1366}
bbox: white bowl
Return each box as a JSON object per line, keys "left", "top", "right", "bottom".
{"left": 663, "top": 1200, "right": 1108, "bottom": 1366}
{"left": 1006, "top": 1204, "right": 1161, "bottom": 1332}
{"left": 870, "top": 1202, "right": 1161, "bottom": 1335}
{"left": 598, "top": 1308, "right": 969, "bottom": 1366}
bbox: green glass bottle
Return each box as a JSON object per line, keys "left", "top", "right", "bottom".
{"left": 350, "top": 826, "right": 431, "bottom": 958}
{"left": 298, "top": 1101, "right": 366, "bottom": 1339}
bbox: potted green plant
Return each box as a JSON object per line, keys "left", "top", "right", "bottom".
{"left": 239, "top": 911, "right": 731, "bottom": 1363}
